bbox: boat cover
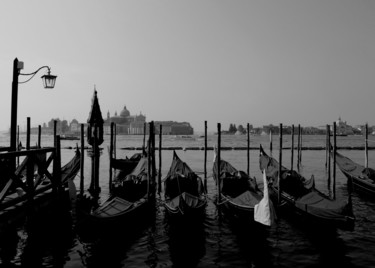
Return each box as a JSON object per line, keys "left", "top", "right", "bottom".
{"left": 295, "top": 191, "right": 351, "bottom": 221}
{"left": 164, "top": 151, "right": 204, "bottom": 199}
{"left": 61, "top": 150, "right": 81, "bottom": 184}
{"left": 335, "top": 151, "right": 375, "bottom": 183}
{"left": 259, "top": 145, "right": 353, "bottom": 223}
{"left": 92, "top": 197, "right": 133, "bottom": 218}
{"left": 112, "top": 157, "right": 149, "bottom": 201}
{"left": 259, "top": 147, "right": 312, "bottom": 198}
{"left": 165, "top": 192, "right": 206, "bottom": 213}
{"left": 229, "top": 190, "right": 262, "bottom": 207}
{"left": 213, "top": 159, "right": 259, "bottom": 198}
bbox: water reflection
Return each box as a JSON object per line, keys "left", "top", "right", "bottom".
{"left": 0, "top": 206, "right": 75, "bottom": 267}
{"left": 214, "top": 207, "right": 274, "bottom": 268}
{"left": 0, "top": 225, "right": 18, "bottom": 267}
{"left": 165, "top": 212, "right": 206, "bottom": 268}
{"left": 75, "top": 207, "right": 156, "bottom": 268}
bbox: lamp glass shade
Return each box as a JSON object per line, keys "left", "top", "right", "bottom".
{"left": 41, "top": 74, "right": 57, "bottom": 89}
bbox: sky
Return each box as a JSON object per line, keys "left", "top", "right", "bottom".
{"left": 1, "top": 0, "right": 375, "bottom": 133}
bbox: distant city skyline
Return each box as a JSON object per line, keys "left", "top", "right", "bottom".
{"left": 1, "top": 1, "right": 374, "bottom": 133}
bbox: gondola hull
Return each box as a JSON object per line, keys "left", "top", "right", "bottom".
{"left": 163, "top": 151, "right": 207, "bottom": 220}
{"left": 334, "top": 151, "right": 375, "bottom": 196}
{"left": 259, "top": 145, "right": 355, "bottom": 231}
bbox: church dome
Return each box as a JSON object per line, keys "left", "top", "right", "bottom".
{"left": 120, "top": 106, "right": 130, "bottom": 117}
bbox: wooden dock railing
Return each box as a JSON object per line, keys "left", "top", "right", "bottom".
{"left": 0, "top": 137, "right": 61, "bottom": 211}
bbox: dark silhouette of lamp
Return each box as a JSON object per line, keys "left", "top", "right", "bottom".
{"left": 10, "top": 58, "right": 57, "bottom": 161}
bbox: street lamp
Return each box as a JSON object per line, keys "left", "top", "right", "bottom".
{"left": 10, "top": 58, "right": 57, "bottom": 154}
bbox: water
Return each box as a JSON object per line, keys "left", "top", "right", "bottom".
{"left": 1, "top": 133, "right": 375, "bottom": 267}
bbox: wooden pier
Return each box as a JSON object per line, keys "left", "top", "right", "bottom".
{"left": 0, "top": 133, "right": 79, "bottom": 229}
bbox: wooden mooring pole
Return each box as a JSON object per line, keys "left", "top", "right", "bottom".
{"left": 247, "top": 123, "right": 250, "bottom": 176}
{"left": 278, "top": 123, "right": 282, "bottom": 205}
{"left": 297, "top": 124, "right": 301, "bottom": 172}
{"left": 217, "top": 123, "right": 221, "bottom": 204}
{"left": 143, "top": 122, "right": 146, "bottom": 150}
{"left": 204, "top": 121, "right": 207, "bottom": 192}
{"left": 26, "top": 117, "right": 30, "bottom": 150}
{"left": 333, "top": 121, "right": 337, "bottom": 199}
{"left": 299, "top": 125, "right": 303, "bottom": 168}
{"left": 291, "top": 124, "right": 294, "bottom": 171}
{"left": 80, "top": 124, "right": 85, "bottom": 196}
{"left": 269, "top": 130, "right": 273, "bottom": 153}
{"left": 38, "top": 125, "right": 41, "bottom": 148}
{"left": 365, "top": 123, "right": 368, "bottom": 169}
{"left": 54, "top": 120, "right": 57, "bottom": 147}
{"left": 326, "top": 124, "right": 331, "bottom": 193}
{"left": 158, "top": 124, "right": 162, "bottom": 194}
{"left": 109, "top": 122, "right": 114, "bottom": 193}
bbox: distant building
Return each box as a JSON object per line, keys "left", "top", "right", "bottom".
{"left": 154, "top": 121, "right": 194, "bottom": 135}
{"left": 69, "top": 119, "right": 80, "bottom": 134}
{"left": 103, "top": 105, "right": 146, "bottom": 135}
{"left": 335, "top": 117, "right": 354, "bottom": 135}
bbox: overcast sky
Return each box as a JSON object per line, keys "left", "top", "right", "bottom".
{"left": 1, "top": 0, "right": 374, "bottom": 133}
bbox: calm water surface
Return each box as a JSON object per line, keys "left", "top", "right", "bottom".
{"left": 1, "top": 133, "right": 375, "bottom": 267}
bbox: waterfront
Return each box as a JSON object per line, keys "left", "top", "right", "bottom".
{"left": 1, "top": 133, "right": 375, "bottom": 267}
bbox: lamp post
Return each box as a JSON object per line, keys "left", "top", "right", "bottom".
{"left": 10, "top": 58, "right": 57, "bottom": 153}
{"left": 10, "top": 58, "right": 57, "bottom": 171}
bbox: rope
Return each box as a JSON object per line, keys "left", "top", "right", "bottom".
{"left": 216, "top": 195, "right": 231, "bottom": 206}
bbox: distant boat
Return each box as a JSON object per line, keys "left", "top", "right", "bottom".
{"left": 60, "top": 134, "right": 80, "bottom": 140}
{"left": 173, "top": 135, "right": 195, "bottom": 140}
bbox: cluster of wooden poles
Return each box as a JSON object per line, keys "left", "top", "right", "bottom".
{"left": 17, "top": 118, "right": 371, "bottom": 201}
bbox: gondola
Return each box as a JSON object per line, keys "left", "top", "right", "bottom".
{"left": 213, "top": 153, "right": 263, "bottom": 219}
{"left": 259, "top": 145, "right": 355, "bottom": 230}
{"left": 74, "top": 155, "right": 154, "bottom": 230}
{"left": 110, "top": 151, "right": 144, "bottom": 181}
{"left": 163, "top": 151, "right": 207, "bottom": 218}
{"left": 334, "top": 150, "right": 375, "bottom": 196}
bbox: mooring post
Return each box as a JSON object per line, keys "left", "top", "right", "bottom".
{"left": 151, "top": 121, "right": 156, "bottom": 187}
{"left": 291, "top": 124, "right": 294, "bottom": 171}
{"left": 299, "top": 126, "right": 303, "bottom": 166}
{"left": 217, "top": 123, "right": 221, "bottom": 204}
{"left": 80, "top": 124, "right": 84, "bottom": 196}
{"left": 143, "top": 122, "right": 146, "bottom": 150}
{"left": 54, "top": 120, "right": 57, "bottom": 147}
{"left": 17, "top": 125, "right": 20, "bottom": 167}
{"left": 278, "top": 123, "right": 282, "bottom": 205}
{"left": 147, "top": 122, "right": 152, "bottom": 198}
{"left": 109, "top": 122, "right": 114, "bottom": 193}
{"left": 26, "top": 117, "right": 30, "bottom": 150}
{"left": 26, "top": 117, "right": 34, "bottom": 203}
{"left": 38, "top": 125, "right": 41, "bottom": 148}
{"left": 204, "top": 121, "right": 207, "bottom": 192}
{"left": 365, "top": 123, "right": 368, "bottom": 168}
{"left": 327, "top": 124, "right": 331, "bottom": 192}
{"left": 158, "top": 124, "right": 162, "bottom": 195}
{"left": 114, "top": 122, "right": 117, "bottom": 159}
{"left": 297, "top": 124, "right": 301, "bottom": 172}
{"left": 247, "top": 123, "right": 250, "bottom": 176}
{"left": 325, "top": 124, "right": 329, "bottom": 169}
{"left": 55, "top": 135, "right": 62, "bottom": 195}
{"left": 333, "top": 121, "right": 337, "bottom": 199}
{"left": 269, "top": 130, "right": 273, "bottom": 153}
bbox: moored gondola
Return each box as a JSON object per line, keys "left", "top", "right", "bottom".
{"left": 334, "top": 150, "right": 375, "bottom": 196}
{"left": 213, "top": 152, "right": 265, "bottom": 221}
{"left": 163, "top": 151, "right": 207, "bottom": 219}
{"left": 259, "top": 145, "right": 355, "bottom": 231}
